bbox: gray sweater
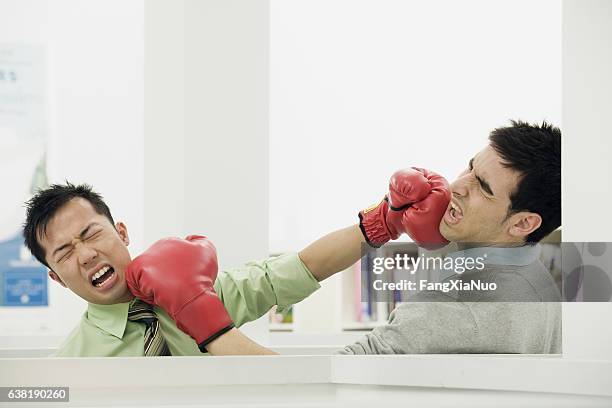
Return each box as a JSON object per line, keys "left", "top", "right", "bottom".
{"left": 340, "top": 244, "right": 562, "bottom": 355}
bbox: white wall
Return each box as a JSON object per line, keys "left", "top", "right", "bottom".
{"left": 0, "top": 0, "right": 145, "bottom": 338}
{"left": 46, "top": 0, "right": 145, "bottom": 337}
{"left": 562, "top": 0, "right": 612, "bottom": 359}
{"left": 269, "top": 0, "right": 561, "bottom": 253}
{"left": 0, "top": 0, "right": 53, "bottom": 336}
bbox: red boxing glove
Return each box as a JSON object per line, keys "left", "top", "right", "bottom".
{"left": 359, "top": 167, "right": 451, "bottom": 249}
{"left": 126, "top": 235, "right": 234, "bottom": 352}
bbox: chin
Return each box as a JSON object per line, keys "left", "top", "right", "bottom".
{"left": 108, "top": 282, "right": 132, "bottom": 304}
{"left": 439, "top": 224, "right": 456, "bottom": 242}
{"left": 86, "top": 284, "right": 132, "bottom": 306}
{"left": 90, "top": 294, "right": 128, "bottom": 306}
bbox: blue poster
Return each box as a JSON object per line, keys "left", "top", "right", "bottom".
{"left": 0, "top": 44, "right": 48, "bottom": 307}
{"left": 0, "top": 233, "right": 48, "bottom": 306}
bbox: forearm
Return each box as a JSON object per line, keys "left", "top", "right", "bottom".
{"left": 207, "top": 328, "right": 277, "bottom": 356}
{"left": 214, "top": 253, "right": 320, "bottom": 326}
{"left": 298, "top": 225, "right": 365, "bottom": 282}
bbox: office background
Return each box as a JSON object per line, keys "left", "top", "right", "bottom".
{"left": 0, "top": 0, "right": 609, "bottom": 362}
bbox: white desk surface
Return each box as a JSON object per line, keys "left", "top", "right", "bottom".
{"left": 1, "top": 353, "right": 611, "bottom": 407}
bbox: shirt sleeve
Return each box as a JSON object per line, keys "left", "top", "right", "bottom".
{"left": 214, "top": 253, "right": 321, "bottom": 327}
{"left": 338, "top": 294, "right": 479, "bottom": 355}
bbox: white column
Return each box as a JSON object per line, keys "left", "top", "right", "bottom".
{"left": 144, "top": 0, "right": 270, "bottom": 343}
{"left": 562, "top": 0, "right": 612, "bottom": 359}
{"left": 144, "top": 0, "right": 186, "bottom": 240}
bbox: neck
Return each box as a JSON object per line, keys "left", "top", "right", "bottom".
{"left": 455, "top": 240, "right": 525, "bottom": 251}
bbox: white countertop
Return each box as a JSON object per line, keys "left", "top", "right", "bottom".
{"left": 1, "top": 353, "right": 611, "bottom": 407}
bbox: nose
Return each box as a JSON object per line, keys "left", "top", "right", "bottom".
{"left": 75, "top": 242, "right": 98, "bottom": 268}
{"left": 451, "top": 172, "right": 477, "bottom": 197}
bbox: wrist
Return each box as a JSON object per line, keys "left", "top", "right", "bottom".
{"left": 197, "top": 324, "right": 235, "bottom": 353}
{"left": 173, "top": 292, "right": 235, "bottom": 352}
{"left": 359, "top": 198, "right": 393, "bottom": 247}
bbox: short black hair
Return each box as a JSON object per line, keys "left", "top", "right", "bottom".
{"left": 489, "top": 120, "right": 561, "bottom": 243}
{"left": 23, "top": 182, "right": 115, "bottom": 268}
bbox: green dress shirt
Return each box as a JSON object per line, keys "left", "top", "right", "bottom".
{"left": 53, "top": 253, "right": 320, "bottom": 357}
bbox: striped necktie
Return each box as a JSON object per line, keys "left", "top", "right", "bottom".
{"left": 128, "top": 299, "right": 172, "bottom": 356}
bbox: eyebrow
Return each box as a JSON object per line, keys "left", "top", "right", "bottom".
{"left": 52, "top": 223, "right": 98, "bottom": 259}
{"left": 469, "top": 158, "right": 494, "bottom": 196}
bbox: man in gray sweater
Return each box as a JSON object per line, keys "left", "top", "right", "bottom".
{"left": 335, "top": 120, "right": 561, "bottom": 354}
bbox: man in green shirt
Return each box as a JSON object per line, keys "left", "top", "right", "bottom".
{"left": 22, "top": 184, "right": 370, "bottom": 357}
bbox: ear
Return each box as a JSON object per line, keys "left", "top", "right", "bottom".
{"left": 508, "top": 212, "right": 542, "bottom": 240}
{"left": 115, "top": 222, "right": 130, "bottom": 246}
{"left": 48, "top": 270, "right": 67, "bottom": 288}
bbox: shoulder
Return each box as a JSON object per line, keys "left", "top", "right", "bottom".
{"left": 52, "top": 315, "right": 91, "bottom": 357}
{"left": 53, "top": 312, "right": 125, "bottom": 357}
{"left": 477, "top": 261, "right": 560, "bottom": 302}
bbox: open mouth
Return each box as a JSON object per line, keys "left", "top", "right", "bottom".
{"left": 91, "top": 266, "right": 115, "bottom": 288}
{"left": 450, "top": 201, "right": 462, "bottom": 219}
{"left": 445, "top": 200, "right": 464, "bottom": 225}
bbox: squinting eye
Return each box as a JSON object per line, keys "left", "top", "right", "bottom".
{"left": 60, "top": 250, "right": 73, "bottom": 262}
{"left": 86, "top": 231, "right": 101, "bottom": 241}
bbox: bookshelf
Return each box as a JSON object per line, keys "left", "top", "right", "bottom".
{"left": 269, "top": 323, "right": 294, "bottom": 332}
{"left": 268, "top": 254, "right": 398, "bottom": 333}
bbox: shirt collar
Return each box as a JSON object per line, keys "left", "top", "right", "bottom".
{"left": 446, "top": 244, "right": 542, "bottom": 267}
{"left": 86, "top": 299, "right": 134, "bottom": 339}
{"left": 447, "top": 244, "right": 542, "bottom": 266}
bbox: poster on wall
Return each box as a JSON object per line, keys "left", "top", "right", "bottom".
{"left": 0, "top": 44, "right": 48, "bottom": 307}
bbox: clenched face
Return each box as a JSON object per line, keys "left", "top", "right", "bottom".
{"left": 40, "top": 198, "right": 134, "bottom": 305}
{"left": 439, "top": 145, "right": 541, "bottom": 246}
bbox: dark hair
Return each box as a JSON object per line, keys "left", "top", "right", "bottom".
{"left": 489, "top": 120, "right": 561, "bottom": 243}
{"left": 23, "top": 182, "right": 115, "bottom": 268}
